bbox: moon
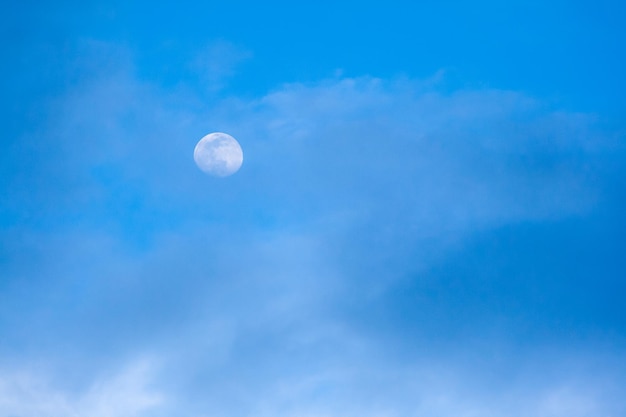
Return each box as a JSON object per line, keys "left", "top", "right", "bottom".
{"left": 194, "top": 132, "right": 243, "bottom": 177}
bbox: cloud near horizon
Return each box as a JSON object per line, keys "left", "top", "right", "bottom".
{"left": 1, "top": 43, "right": 624, "bottom": 417}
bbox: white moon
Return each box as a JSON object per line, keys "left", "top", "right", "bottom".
{"left": 194, "top": 132, "right": 243, "bottom": 177}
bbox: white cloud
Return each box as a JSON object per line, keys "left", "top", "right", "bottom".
{"left": 2, "top": 41, "right": 624, "bottom": 417}
{"left": 13, "top": 44, "right": 608, "bottom": 245}
{"left": 0, "top": 358, "right": 164, "bottom": 417}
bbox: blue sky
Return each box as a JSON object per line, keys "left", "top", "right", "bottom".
{"left": 1, "top": 1, "right": 625, "bottom": 416}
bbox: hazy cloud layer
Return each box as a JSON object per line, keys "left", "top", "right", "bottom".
{"left": 1, "top": 43, "right": 624, "bottom": 416}
{"left": 0, "top": 358, "right": 163, "bottom": 417}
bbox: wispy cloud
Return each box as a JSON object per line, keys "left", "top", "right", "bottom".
{"left": 190, "top": 40, "right": 252, "bottom": 92}
{"left": 0, "top": 358, "right": 164, "bottom": 417}
{"left": 1, "top": 42, "right": 624, "bottom": 417}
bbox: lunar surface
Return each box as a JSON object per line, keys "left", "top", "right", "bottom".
{"left": 194, "top": 132, "right": 243, "bottom": 177}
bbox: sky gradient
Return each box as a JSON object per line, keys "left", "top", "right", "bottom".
{"left": 1, "top": 1, "right": 625, "bottom": 416}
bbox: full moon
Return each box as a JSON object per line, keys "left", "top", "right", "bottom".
{"left": 193, "top": 132, "right": 243, "bottom": 177}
